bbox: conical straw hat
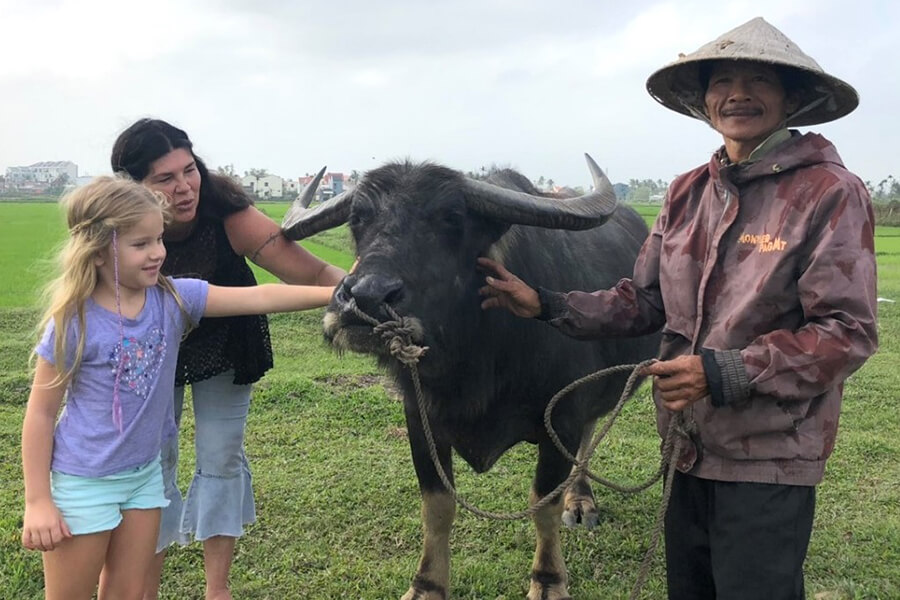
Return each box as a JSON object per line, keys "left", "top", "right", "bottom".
{"left": 646, "top": 17, "right": 858, "bottom": 126}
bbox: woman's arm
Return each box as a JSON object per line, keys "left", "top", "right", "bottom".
{"left": 203, "top": 283, "right": 336, "bottom": 318}
{"left": 224, "top": 206, "right": 346, "bottom": 286}
{"left": 21, "top": 357, "right": 71, "bottom": 551}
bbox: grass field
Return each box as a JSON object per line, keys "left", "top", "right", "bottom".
{"left": 0, "top": 202, "right": 898, "bottom": 599}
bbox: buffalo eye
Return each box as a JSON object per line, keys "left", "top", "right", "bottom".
{"left": 438, "top": 209, "right": 465, "bottom": 237}
{"left": 348, "top": 196, "right": 376, "bottom": 230}
{"left": 348, "top": 207, "right": 368, "bottom": 229}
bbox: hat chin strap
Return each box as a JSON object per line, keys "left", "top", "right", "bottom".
{"left": 681, "top": 90, "right": 832, "bottom": 130}
{"left": 784, "top": 92, "right": 831, "bottom": 126}
{"left": 679, "top": 98, "right": 714, "bottom": 127}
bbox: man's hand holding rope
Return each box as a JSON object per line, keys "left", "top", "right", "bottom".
{"left": 641, "top": 355, "right": 708, "bottom": 412}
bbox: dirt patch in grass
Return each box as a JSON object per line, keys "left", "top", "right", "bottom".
{"left": 314, "top": 373, "right": 404, "bottom": 401}
{"left": 316, "top": 373, "right": 384, "bottom": 388}
{"left": 385, "top": 425, "right": 408, "bottom": 440}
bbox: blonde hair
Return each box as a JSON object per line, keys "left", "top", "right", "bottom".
{"left": 35, "top": 176, "right": 187, "bottom": 385}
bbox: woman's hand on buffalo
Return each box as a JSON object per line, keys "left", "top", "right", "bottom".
{"left": 477, "top": 257, "right": 541, "bottom": 318}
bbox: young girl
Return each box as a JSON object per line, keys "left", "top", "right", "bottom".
{"left": 20, "top": 176, "right": 334, "bottom": 600}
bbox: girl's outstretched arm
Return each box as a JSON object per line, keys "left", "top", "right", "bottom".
{"left": 203, "top": 283, "right": 336, "bottom": 318}
{"left": 21, "top": 357, "right": 71, "bottom": 551}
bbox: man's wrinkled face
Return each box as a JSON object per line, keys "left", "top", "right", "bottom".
{"left": 704, "top": 61, "right": 798, "bottom": 161}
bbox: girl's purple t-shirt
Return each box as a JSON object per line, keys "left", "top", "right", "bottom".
{"left": 36, "top": 278, "right": 208, "bottom": 477}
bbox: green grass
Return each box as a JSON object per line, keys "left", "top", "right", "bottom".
{"left": 625, "top": 203, "right": 662, "bottom": 223}
{"left": 0, "top": 203, "right": 898, "bottom": 599}
{"left": 0, "top": 202, "right": 356, "bottom": 302}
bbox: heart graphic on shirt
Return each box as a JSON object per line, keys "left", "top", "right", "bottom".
{"left": 108, "top": 327, "right": 168, "bottom": 399}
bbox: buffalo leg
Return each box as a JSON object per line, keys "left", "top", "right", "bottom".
{"left": 400, "top": 491, "right": 455, "bottom": 600}
{"left": 563, "top": 417, "right": 600, "bottom": 529}
{"left": 401, "top": 402, "right": 455, "bottom": 600}
{"left": 527, "top": 442, "right": 574, "bottom": 600}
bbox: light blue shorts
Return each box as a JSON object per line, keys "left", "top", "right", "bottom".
{"left": 51, "top": 456, "right": 169, "bottom": 535}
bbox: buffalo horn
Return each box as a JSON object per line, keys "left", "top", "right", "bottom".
{"left": 282, "top": 167, "right": 354, "bottom": 240}
{"left": 299, "top": 165, "right": 327, "bottom": 208}
{"left": 462, "top": 153, "right": 617, "bottom": 230}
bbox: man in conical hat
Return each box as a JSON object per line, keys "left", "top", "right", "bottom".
{"left": 479, "top": 17, "right": 878, "bottom": 599}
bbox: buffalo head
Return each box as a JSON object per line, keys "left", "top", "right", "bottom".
{"left": 281, "top": 155, "right": 617, "bottom": 376}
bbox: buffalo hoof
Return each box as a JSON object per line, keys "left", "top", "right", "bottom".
{"left": 400, "top": 582, "right": 447, "bottom": 600}
{"left": 527, "top": 576, "right": 571, "bottom": 600}
{"left": 562, "top": 497, "right": 600, "bottom": 529}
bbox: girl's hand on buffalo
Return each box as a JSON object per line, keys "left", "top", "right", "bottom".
{"left": 477, "top": 257, "right": 541, "bottom": 318}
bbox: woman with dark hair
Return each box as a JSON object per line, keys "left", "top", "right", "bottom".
{"left": 111, "top": 118, "right": 345, "bottom": 600}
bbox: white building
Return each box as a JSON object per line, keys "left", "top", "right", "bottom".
{"left": 6, "top": 161, "right": 78, "bottom": 185}
{"left": 259, "top": 175, "right": 283, "bottom": 198}
{"left": 241, "top": 174, "right": 284, "bottom": 199}
{"left": 240, "top": 174, "right": 258, "bottom": 195}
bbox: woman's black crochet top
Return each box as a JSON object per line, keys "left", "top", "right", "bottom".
{"left": 162, "top": 216, "right": 273, "bottom": 386}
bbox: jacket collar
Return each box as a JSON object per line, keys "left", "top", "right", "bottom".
{"left": 710, "top": 131, "right": 844, "bottom": 186}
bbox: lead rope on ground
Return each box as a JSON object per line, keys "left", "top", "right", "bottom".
{"left": 350, "top": 302, "right": 692, "bottom": 598}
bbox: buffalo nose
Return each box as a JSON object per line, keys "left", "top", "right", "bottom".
{"left": 346, "top": 273, "right": 404, "bottom": 314}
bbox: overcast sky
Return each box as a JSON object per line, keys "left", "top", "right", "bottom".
{"left": 1, "top": 0, "right": 897, "bottom": 189}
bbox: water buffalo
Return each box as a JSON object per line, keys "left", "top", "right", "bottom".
{"left": 282, "top": 156, "right": 660, "bottom": 599}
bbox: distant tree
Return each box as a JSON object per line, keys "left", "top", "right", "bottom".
{"left": 612, "top": 183, "right": 630, "bottom": 201}
{"left": 622, "top": 178, "right": 667, "bottom": 203}
{"left": 629, "top": 185, "right": 650, "bottom": 203}
{"left": 868, "top": 175, "right": 900, "bottom": 205}
{"left": 546, "top": 178, "right": 555, "bottom": 190}
{"left": 48, "top": 173, "right": 70, "bottom": 195}
{"left": 247, "top": 168, "right": 269, "bottom": 179}
{"left": 217, "top": 164, "right": 237, "bottom": 177}
{"left": 349, "top": 169, "right": 361, "bottom": 184}
{"left": 536, "top": 176, "right": 546, "bottom": 190}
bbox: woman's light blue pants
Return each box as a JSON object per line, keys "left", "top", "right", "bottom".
{"left": 156, "top": 371, "right": 256, "bottom": 552}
